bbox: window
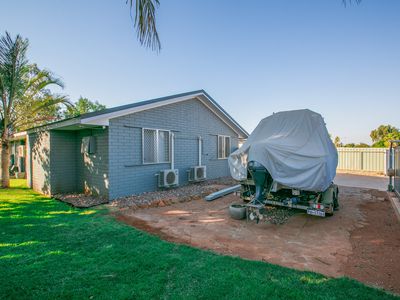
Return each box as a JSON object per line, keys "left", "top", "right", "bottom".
{"left": 143, "top": 128, "right": 170, "bottom": 164}
{"left": 218, "top": 135, "right": 231, "bottom": 159}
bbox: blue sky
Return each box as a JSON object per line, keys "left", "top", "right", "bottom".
{"left": 1, "top": 0, "right": 399, "bottom": 144}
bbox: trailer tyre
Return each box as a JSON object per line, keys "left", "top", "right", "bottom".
{"left": 334, "top": 186, "right": 339, "bottom": 211}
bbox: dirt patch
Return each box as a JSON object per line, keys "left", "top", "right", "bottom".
{"left": 114, "top": 186, "right": 400, "bottom": 294}
{"left": 54, "top": 194, "right": 108, "bottom": 208}
{"left": 116, "top": 214, "right": 187, "bottom": 245}
{"left": 344, "top": 195, "right": 400, "bottom": 294}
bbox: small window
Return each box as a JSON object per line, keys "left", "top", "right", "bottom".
{"left": 143, "top": 128, "right": 170, "bottom": 164}
{"left": 218, "top": 135, "right": 231, "bottom": 159}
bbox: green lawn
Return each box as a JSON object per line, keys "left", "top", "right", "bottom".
{"left": 0, "top": 180, "right": 397, "bottom": 300}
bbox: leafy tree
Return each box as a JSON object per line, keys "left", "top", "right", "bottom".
{"left": 333, "top": 136, "right": 342, "bottom": 147}
{"left": 63, "top": 97, "right": 106, "bottom": 118}
{"left": 370, "top": 125, "right": 400, "bottom": 148}
{"left": 354, "top": 143, "right": 369, "bottom": 148}
{"left": 343, "top": 143, "right": 356, "bottom": 148}
{"left": 0, "top": 32, "right": 69, "bottom": 187}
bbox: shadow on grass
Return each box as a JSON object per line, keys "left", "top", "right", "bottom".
{"left": 0, "top": 180, "right": 398, "bottom": 299}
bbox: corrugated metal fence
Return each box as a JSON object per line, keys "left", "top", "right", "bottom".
{"left": 337, "top": 147, "right": 388, "bottom": 174}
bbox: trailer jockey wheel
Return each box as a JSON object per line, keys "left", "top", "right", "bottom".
{"left": 248, "top": 207, "right": 264, "bottom": 224}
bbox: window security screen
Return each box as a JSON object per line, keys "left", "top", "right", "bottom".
{"left": 143, "top": 129, "right": 170, "bottom": 164}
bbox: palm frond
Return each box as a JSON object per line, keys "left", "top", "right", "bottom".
{"left": 29, "top": 94, "right": 72, "bottom": 114}
{"left": 128, "top": 0, "right": 161, "bottom": 51}
{"left": 23, "top": 66, "right": 65, "bottom": 98}
{"left": 12, "top": 94, "right": 71, "bottom": 130}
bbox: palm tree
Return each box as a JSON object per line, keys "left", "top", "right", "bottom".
{"left": 0, "top": 32, "right": 70, "bottom": 188}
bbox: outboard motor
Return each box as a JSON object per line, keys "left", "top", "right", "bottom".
{"left": 247, "top": 161, "right": 268, "bottom": 204}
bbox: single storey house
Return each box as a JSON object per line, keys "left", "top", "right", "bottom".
{"left": 26, "top": 90, "right": 248, "bottom": 200}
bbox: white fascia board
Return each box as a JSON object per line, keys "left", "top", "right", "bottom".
{"left": 80, "top": 93, "right": 204, "bottom": 126}
{"left": 80, "top": 117, "right": 109, "bottom": 126}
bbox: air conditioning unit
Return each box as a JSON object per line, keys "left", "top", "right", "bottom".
{"left": 159, "top": 169, "right": 179, "bottom": 188}
{"left": 189, "top": 166, "right": 207, "bottom": 182}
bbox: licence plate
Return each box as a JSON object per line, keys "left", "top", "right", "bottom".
{"left": 307, "top": 209, "right": 325, "bottom": 217}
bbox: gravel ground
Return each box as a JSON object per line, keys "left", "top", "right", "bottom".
{"left": 54, "top": 177, "right": 238, "bottom": 209}
{"left": 260, "top": 206, "right": 298, "bottom": 224}
{"left": 111, "top": 177, "right": 238, "bottom": 209}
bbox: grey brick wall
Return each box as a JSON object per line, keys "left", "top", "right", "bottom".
{"left": 29, "top": 131, "right": 51, "bottom": 195}
{"left": 50, "top": 131, "right": 78, "bottom": 194}
{"left": 109, "top": 98, "right": 239, "bottom": 199}
{"left": 77, "top": 128, "right": 109, "bottom": 198}
{"left": 28, "top": 129, "right": 109, "bottom": 198}
{"left": 27, "top": 98, "right": 240, "bottom": 200}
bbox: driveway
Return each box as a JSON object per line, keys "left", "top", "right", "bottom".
{"left": 335, "top": 173, "right": 388, "bottom": 191}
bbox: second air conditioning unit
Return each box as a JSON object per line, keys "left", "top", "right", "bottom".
{"left": 159, "top": 169, "right": 179, "bottom": 188}
{"left": 189, "top": 166, "right": 206, "bottom": 182}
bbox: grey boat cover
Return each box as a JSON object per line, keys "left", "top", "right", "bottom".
{"left": 228, "top": 109, "right": 337, "bottom": 192}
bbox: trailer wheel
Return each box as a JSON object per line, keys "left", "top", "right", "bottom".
{"left": 333, "top": 186, "right": 339, "bottom": 211}
{"left": 334, "top": 193, "right": 339, "bottom": 211}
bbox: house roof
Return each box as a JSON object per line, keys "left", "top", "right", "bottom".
{"left": 27, "top": 90, "right": 249, "bottom": 138}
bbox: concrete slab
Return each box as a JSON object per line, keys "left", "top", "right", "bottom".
{"left": 334, "top": 173, "right": 388, "bottom": 191}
